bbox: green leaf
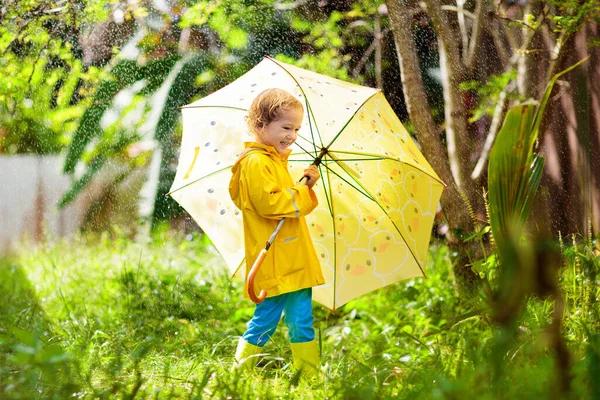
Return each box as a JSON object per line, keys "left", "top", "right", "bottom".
{"left": 151, "top": 55, "right": 209, "bottom": 226}
{"left": 56, "top": 60, "right": 83, "bottom": 108}
{"left": 138, "top": 55, "right": 182, "bottom": 95}
{"left": 62, "top": 81, "right": 119, "bottom": 173}
{"left": 39, "top": 345, "right": 71, "bottom": 364}
{"left": 63, "top": 60, "right": 141, "bottom": 173}
{"left": 11, "top": 328, "right": 36, "bottom": 347}
{"left": 209, "top": 9, "right": 248, "bottom": 50}
{"left": 488, "top": 104, "right": 536, "bottom": 236}
{"left": 530, "top": 56, "right": 589, "bottom": 138}
{"left": 58, "top": 155, "right": 107, "bottom": 208}
{"left": 488, "top": 57, "right": 587, "bottom": 252}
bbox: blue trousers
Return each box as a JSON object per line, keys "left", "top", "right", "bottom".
{"left": 243, "top": 288, "right": 314, "bottom": 346}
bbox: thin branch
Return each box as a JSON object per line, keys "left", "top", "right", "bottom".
{"left": 351, "top": 28, "right": 391, "bottom": 79}
{"left": 471, "top": 80, "right": 516, "bottom": 179}
{"left": 273, "top": 0, "right": 310, "bottom": 10}
{"left": 424, "top": 0, "right": 472, "bottom": 187}
{"left": 500, "top": 17, "right": 520, "bottom": 51}
{"left": 517, "top": 0, "right": 545, "bottom": 98}
{"left": 457, "top": 0, "right": 469, "bottom": 60}
{"left": 472, "top": 4, "right": 553, "bottom": 178}
{"left": 439, "top": 5, "right": 476, "bottom": 20}
{"left": 496, "top": 14, "right": 539, "bottom": 31}
{"left": 466, "top": 0, "right": 488, "bottom": 71}
{"left": 375, "top": 14, "right": 383, "bottom": 88}
{"left": 545, "top": 30, "right": 568, "bottom": 85}
{"left": 487, "top": 20, "right": 510, "bottom": 69}
{"left": 346, "top": 20, "right": 373, "bottom": 32}
{"left": 386, "top": 0, "right": 474, "bottom": 230}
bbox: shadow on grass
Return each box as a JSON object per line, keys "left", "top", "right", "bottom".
{"left": 0, "top": 257, "right": 80, "bottom": 398}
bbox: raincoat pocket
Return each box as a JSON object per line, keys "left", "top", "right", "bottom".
{"left": 272, "top": 233, "right": 304, "bottom": 278}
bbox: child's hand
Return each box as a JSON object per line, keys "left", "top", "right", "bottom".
{"left": 303, "top": 165, "right": 320, "bottom": 189}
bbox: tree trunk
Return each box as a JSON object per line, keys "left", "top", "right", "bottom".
{"left": 386, "top": 0, "right": 481, "bottom": 295}
{"left": 535, "top": 25, "right": 600, "bottom": 236}
{"left": 422, "top": 0, "right": 474, "bottom": 194}
{"left": 387, "top": 1, "right": 600, "bottom": 251}
{"left": 385, "top": 0, "right": 474, "bottom": 233}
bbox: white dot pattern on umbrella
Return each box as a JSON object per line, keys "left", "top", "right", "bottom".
{"left": 170, "top": 57, "right": 444, "bottom": 310}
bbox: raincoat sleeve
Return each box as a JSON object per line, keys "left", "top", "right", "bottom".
{"left": 244, "top": 155, "right": 318, "bottom": 219}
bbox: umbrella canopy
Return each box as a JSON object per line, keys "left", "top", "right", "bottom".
{"left": 169, "top": 56, "right": 444, "bottom": 310}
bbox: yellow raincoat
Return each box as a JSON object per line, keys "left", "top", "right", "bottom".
{"left": 229, "top": 142, "right": 325, "bottom": 298}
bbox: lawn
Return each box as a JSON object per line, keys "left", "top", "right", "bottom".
{"left": 1, "top": 231, "right": 598, "bottom": 399}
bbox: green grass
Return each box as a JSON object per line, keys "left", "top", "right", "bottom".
{"left": 0, "top": 232, "right": 599, "bottom": 399}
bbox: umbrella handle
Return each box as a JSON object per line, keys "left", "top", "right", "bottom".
{"left": 248, "top": 248, "right": 268, "bottom": 304}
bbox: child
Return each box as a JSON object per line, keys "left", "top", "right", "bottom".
{"left": 228, "top": 88, "right": 325, "bottom": 376}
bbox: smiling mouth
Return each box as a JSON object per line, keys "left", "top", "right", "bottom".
{"left": 280, "top": 140, "right": 292, "bottom": 147}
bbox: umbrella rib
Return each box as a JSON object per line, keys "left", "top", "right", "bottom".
{"left": 292, "top": 141, "right": 318, "bottom": 164}
{"left": 231, "top": 257, "right": 246, "bottom": 279}
{"left": 328, "top": 150, "right": 446, "bottom": 186}
{"left": 293, "top": 157, "right": 389, "bottom": 163}
{"left": 324, "top": 158, "right": 427, "bottom": 276}
{"left": 401, "top": 162, "right": 446, "bottom": 186}
{"left": 319, "top": 160, "right": 374, "bottom": 201}
{"left": 327, "top": 150, "right": 392, "bottom": 158}
{"left": 322, "top": 162, "right": 339, "bottom": 311}
{"left": 167, "top": 165, "right": 232, "bottom": 196}
{"left": 304, "top": 100, "right": 320, "bottom": 158}
{"left": 168, "top": 142, "right": 327, "bottom": 198}
{"left": 324, "top": 91, "right": 381, "bottom": 149}
{"left": 318, "top": 162, "right": 335, "bottom": 217}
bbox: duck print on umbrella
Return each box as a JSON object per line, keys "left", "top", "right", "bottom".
{"left": 169, "top": 56, "right": 444, "bottom": 311}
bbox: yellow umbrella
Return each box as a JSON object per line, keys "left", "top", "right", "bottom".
{"left": 169, "top": 56, "right": 444, "bottom": 311}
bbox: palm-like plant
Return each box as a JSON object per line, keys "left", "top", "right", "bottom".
{"left": 487, "top": 57, "right": 588, "bottom": 253}
{"left": 58, "top": 54, "right": 211, "bottom": 230}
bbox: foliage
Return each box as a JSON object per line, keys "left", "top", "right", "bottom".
{"left": 544, "top": 0, "right": 600, "bottom": 35}
{"left": 487, "top": 58, "right": 588, "bottom": 253}
{"left": 58, "top": 56, "right": 183, "bottom": 205}
{"left": 54, "top": 0, "right": 400, "bottom": 227}
{"left": 0, "top": 0, "right": 108, "bottom": 154}
{"left": 460, "top": 70, "right": 518, "bottom": 123}
{"left": 1, "top": 233, "right": 599, "bottom": 398}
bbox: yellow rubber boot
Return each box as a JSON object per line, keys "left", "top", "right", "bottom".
{"left": 232, "top": 338, "right": 262, "bottom": 371}
{"left": 290, "top": 340, "right": 320, "bottom": 378}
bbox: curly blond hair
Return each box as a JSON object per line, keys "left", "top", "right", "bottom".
{"left": 246, "top": 88, "right": 303, "bottom": 135}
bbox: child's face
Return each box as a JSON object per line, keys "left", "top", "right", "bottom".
{"left": 256, "top": 106, "right": 303, "bottom": 156}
